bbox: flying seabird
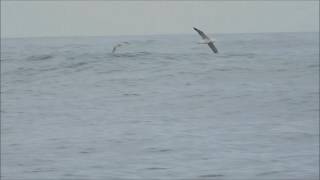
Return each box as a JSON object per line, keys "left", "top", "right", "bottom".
{"left": 112, "top": 42, "right": 130, "bottom": 53}
{"left": 193, "top": 27, "right": 218, "bottom": 53}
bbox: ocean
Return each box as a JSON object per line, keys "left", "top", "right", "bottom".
{"left": 1, "top": 32, "right": 319, "bottom": 179}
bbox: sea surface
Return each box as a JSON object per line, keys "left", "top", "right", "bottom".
{"left": 1, "top": 32, "right": 319, "bottom": 180}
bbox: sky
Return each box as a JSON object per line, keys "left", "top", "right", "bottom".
{"left": 1, "top": 1, "right": 319, "bottom": 38}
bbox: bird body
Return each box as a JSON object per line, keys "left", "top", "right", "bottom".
{"left": 198, "top": 39, "right": 214, "bottom": 44}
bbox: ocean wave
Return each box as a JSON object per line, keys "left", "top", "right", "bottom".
{"left": 26, "top": 54, "right": 54, "bottom": 61}
{"left": 218, "top": 52, "right": 257, "bottom": 59}
{"left": 110, "top": 51, "right": 152, "bottom": 58}
{"left": 63, "top": 62, "right": 89, "bottom": 69}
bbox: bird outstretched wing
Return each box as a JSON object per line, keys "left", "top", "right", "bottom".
{"left": 193, "top": 27, "right": 210, "bottom": 40}
{"left": 112, "top": 43, "right": 126, "bottom": 53}
{"left": 112, "top": 46, "right": 118, "bottom": 53}
{"left": 208, "top": 42, "right": 218, "bottom": 53}
{"left": 112, "top": 41, "right": 130, "bottom": 53}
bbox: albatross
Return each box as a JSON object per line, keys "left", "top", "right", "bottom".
{"left": 193, "top": 27, "right": 218, "bottom": 53}
{"left": 112, "top": 42, "right": 130, "bottom": 53}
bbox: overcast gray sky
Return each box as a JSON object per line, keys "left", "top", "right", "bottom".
{"left": 1, "top": 1, "right": 319, "bottom": 38}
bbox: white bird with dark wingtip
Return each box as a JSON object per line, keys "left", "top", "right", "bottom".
{"left": 193, "top": 27, "right": 218, "bottom": 53}
{"left": 112, "top": 42, "right": 130, "bottom": 53}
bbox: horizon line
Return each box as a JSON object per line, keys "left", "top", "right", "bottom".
{"left": 1, "top": 31, "right": 318, "bottom": 40}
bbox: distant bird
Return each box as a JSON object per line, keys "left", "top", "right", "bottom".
{"left": 112, "top": 42, "right": 130, "bottom": 53}
{"left": 193, "top": 27, "right": 218, "bottom": 53}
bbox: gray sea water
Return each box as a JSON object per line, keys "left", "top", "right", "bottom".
{"left": 1, "top": 32, "right": 319, "bottom": 180}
